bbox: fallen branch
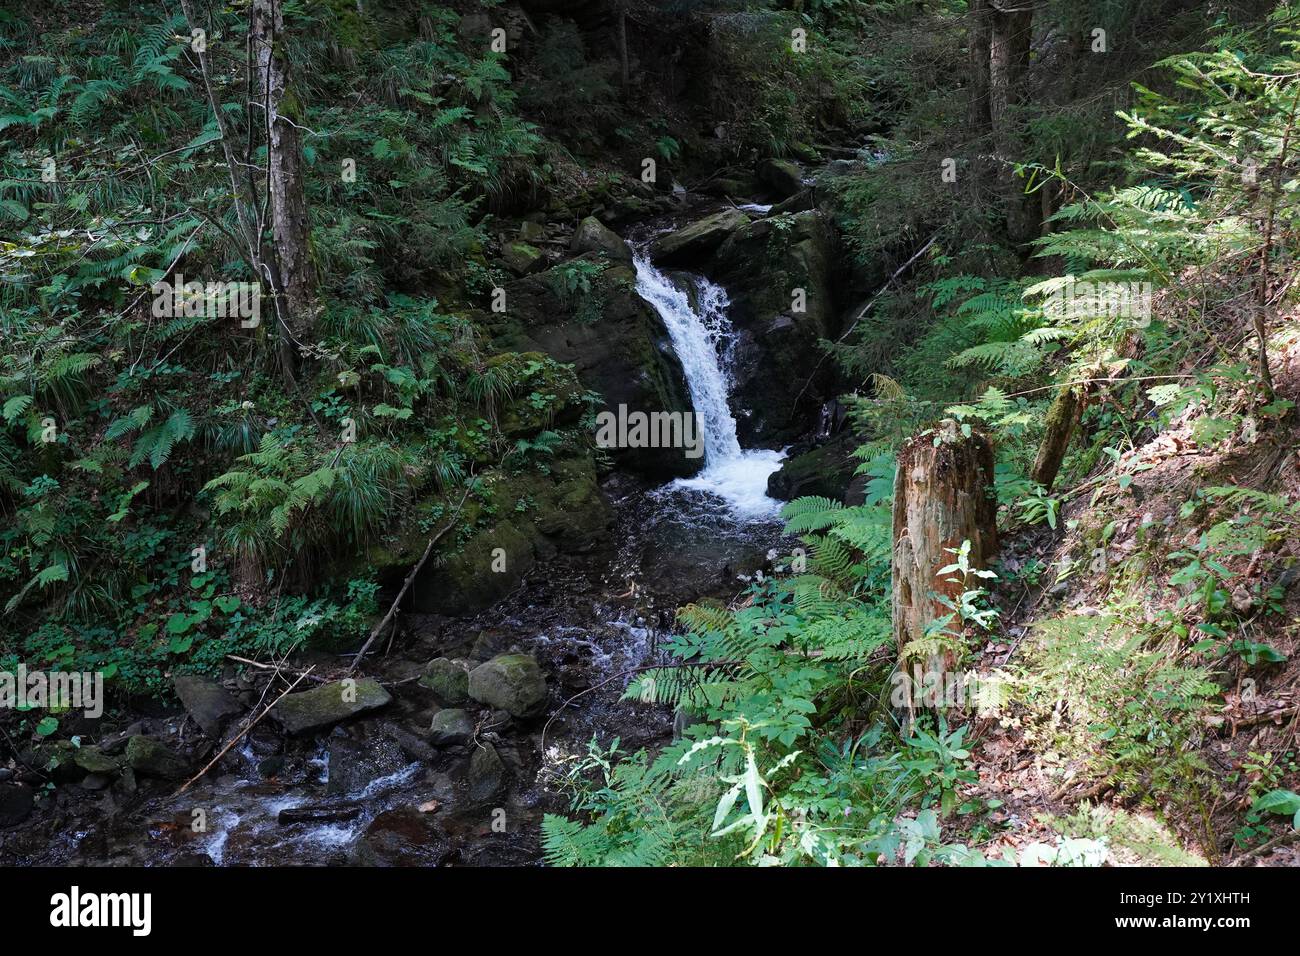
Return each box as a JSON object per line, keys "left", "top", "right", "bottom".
{"left": 175, "top": 665, "right": 314, "bottom": 796}
{"left": 347, "top": 487, "right": 472, "bottom": 675}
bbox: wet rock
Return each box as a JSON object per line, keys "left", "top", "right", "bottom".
{"left": 468, "top": 654, "right": 547, "bottom": 718}
{"left": 650, "top": 208, "right": 750, "bottom": 265}
{"left": 713, "top": 209, "right": 837, "bottom": 444}
{"left": 21, "top": 740, "right": 82, "bottom": 783}
{"left": 0, "top": 782, "right": 33, "bottom": 826}
{"left": 0, "top": 768, "right": 11, "bottom": 782}
{"left": 757, "top": 158, "right": 805, "bottom": 198}
{"left": 407, "top": 452, "right": 613, "bottom": 617}
{"left": 428, "top": 709, "right": 474, "bottom": 748}
{"left": 80, "top": 773, "right": 113, "bottom": 791}
{"left": 468, "top": 742, "right": 509, "bottom": 803}
{"left": 381, "top": 721, "right": 439, "bottom": 763}
{"left": 72, "top": 745, "right": 122, "bottom": 775}
{"left": 124, "top": 736, "right": 189, "bottom": 780}
{"left": 257, "top": 755, "right": 286, "bottom": 779}
{"left": 326, "top": 733, "right": 406, "bottom": 796}
{"left": 350, "top": 806, "right": 452, "bottom": 866}
{"left": 279, "top": 804, "right": 362, "bottom": 825}
{"left": 173, "top": 674, "right": 242, "bottom": 738}
{"left": 487, "top": 261, "right": 700, "bottom": 480}
{"left": 502, "top": 241, "right": 545, "bottom": 276}
{"left": 420, "top": 658, "right": 471, "bottom": 705}
{"left": 471, "top": 630, "right": 514, "bottom": 661}
{"left": 766, "top": 433, "right": 858, "bottom": 502}
{"left": 569, "top": 216, "right": 632, "bottom": 261}
{"left": 272, "top": 678, "right": 392, "bottom": 734}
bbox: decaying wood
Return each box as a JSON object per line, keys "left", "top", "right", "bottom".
{"left": 1030, "top": 384, "right": 1084, "bottom": 490}
{"left": 891, "top": 419, "right": 998, "bottom": 717}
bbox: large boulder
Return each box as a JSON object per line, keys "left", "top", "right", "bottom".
{"left": 766, "top": 432, "right": 860, "bottom": 502}
{"left": 757, "top": 158, "right": 806, "bottom": 199}
{"left": 569, "top": 216, "right": 633, "bottom": 261}
{"left": 409, "top": 451, "right": 611, "bottom": 615}
{"left": 468, "top": 654, "right": 547, "bottom": 718}
{"left": 272, "top": 679, "right": 392, "bottom": 735}
{"left": 650, "top": 208, "right": 750, "bottom": 265}
{"left": 713, "top": 210, "right": 838, "bottom": 444}
{"left": 173, "top": 674, "right": 242, "bottom": 738}
{"left": 486, "top": 259, "right": 702, "bottom": 479}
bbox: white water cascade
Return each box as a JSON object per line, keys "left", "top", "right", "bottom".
{"left": 632, "top": 251, "right": 785, "bottom": 518}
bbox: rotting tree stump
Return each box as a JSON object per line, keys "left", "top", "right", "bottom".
{"left": 891, "top": 419, "right": 998, "bottom": 717}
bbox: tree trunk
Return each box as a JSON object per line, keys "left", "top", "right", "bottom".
{"left": 252, "top": 0, "right": 315, "bottom": 375}
{"left": 1030, "top": 385, "right": 1083, "bottom": 490}
{"left": 618, "top": 11, "right": 630, "bottom": 89}
{"left": 967, "top": 0, "right": 992, "bottom": 134}
{"left": 988, "top": 1, "right": 1036, "bottom": 247}
{"left": 891, "top": 420, "right": 998, "bottom": 718}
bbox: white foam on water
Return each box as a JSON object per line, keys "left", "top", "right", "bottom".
{"left": 632, "top": 251, "right": 785, "bottom": 519}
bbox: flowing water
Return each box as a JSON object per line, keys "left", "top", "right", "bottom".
{"left": 10, "top": 233, "right": 792, "bottom": 868}
{"left": 632, "top": 251, "right": 785, "bottom": 518}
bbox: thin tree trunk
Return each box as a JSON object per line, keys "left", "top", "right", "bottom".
{"left": 1030, "top": 385, "right": 1083, "bottom": 490}
{"left": 968, "top": 0, "right": 992, "bottom": 134}
{"left": 891, "top": 420, "right": 998, "bottom": 719}
{"left": 252, "top": 0, "right": 316, "bottom": 375}
{"left": 988, "top": 1, "right": 1036, "bottom": 247}
{"left": 618, "top": 11, "right": 630, "bottom": 89}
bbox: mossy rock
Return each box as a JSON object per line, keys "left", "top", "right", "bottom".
{"left": 766, "top": 433, "right": 859, "bottom": 502}
{"left": 487, "top": 260, "right": 701, "bottom": 479}
{"left": 486, "top": 351, "right": 587, "bottom": 438}
{"left": 501, "top": 242, "right": 545, "bottom": 277}
{"left": 650, "top": 208, "right": 750, "bottom": 265}
{"left": 410, "top": 451, "right": 611, "bottom": 615}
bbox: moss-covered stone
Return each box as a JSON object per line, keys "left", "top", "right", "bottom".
{"left": 650, "top": 208, "right": 750, "bottom": 265}
{"left": 420, "top": 658, "right": 471, "bottom": 705}
{"left": 501, "top": 241, "right": 545, "bottom": 276}
{"left": 125, "top": 736, "right": 189, "bottom": 780}
{"left": 766, "top": 432, "right": 859, "bottom": 502}
{"left": 487, "top": 259, "right": 701, "bottom": 479}
{"left": 468, "top": 653, "right": 548, "bottom": 718}
{"left": 272, "top": 678, "right": 392, "bottom": 734}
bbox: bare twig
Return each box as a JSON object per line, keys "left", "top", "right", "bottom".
{"left": 175, "top": 665, "right": 314, "bottom": 796}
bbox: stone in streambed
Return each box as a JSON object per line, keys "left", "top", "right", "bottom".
{"left": 468, "top": 654, "right": 547, "bottom": 718}
{"left": 125, "top": 736, "right": 189, "bottom": 780}
{"left": 650, "top": 208, "right": 749, "bottom": 265}
{"left": 73, "top": 745, "right": 122, "bottom": 775}
{"left": 428, "top": 708, "right": 474, "bottom": 747}
{"left": 173, "top": 674, "right": 242, "bottom": 737}
{"left": 0, "top": 782, "right": 33, "bottom": 826}
{"left": 350, "top": 806, "right": 451, "bottom": 866}
{"left": 468, "top": 742, "right": 508, "bottom": 803}
{"left": 569, "top": 216, "right": 632, "bottom": 261}
{"left": 272, "top": 678, "right": 392, "bottom": 734}
{"left": 757, "top": 158, "right": 805, "bottom": 198}
{"left": 326, "top": 733, "right": 406, "bottom": 796}
{"left": 419, "top": 657, "right": 471, "bottom": 705}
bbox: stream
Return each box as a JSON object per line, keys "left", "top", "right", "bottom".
{"left": 11, "top": 240, "right": 790, "bottom": 867}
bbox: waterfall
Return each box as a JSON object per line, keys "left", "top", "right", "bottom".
{"left": 632, "top": 251, "right": 785, "bottom": 518}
